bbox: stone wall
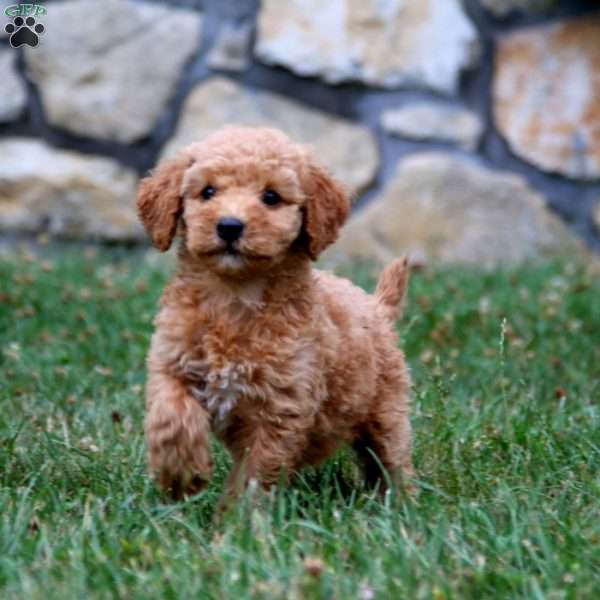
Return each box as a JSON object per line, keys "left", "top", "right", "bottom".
{"left": 1, "top": 0, "right": 599, "bottom": 266}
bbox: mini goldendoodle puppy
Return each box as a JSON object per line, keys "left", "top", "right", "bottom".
{"left": 138, "top": 126, "right": 413, "bottom": 501}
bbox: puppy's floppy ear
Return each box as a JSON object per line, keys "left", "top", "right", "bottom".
{"left": 302, "top": 159, "right": 351, "bottom": 260}
{"left": 137, "top": 153, "right": 192, "bottom": 252}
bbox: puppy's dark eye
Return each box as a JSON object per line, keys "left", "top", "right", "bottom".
{"left": 262, "top": 189, "right": 282, "bottom": 206}
{"left": 201, "top": 185, "right": 216, "bottom": 200}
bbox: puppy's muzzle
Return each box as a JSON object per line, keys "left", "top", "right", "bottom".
{"left": 217, "top": 218, "right": 245, "bottom": 243}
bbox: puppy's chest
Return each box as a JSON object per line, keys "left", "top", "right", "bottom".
{"left": 179, "top": 351, "right": 252, "bottom": 432}
{"left": 167, "top": 310, "right": 318, "bottom": 431}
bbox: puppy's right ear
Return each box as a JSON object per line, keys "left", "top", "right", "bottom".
{"left": 137, "top": 154, "right": 192, "bottom": 251}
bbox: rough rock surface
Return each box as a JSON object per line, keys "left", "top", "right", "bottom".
{"left": 24, "top": 0, "right": 202, "bottom": 143}
{"left": 0, "top": 139, "right": 140, "bottom": 240}
{"left": 0, "top": 49, "right": 27, "bottom": 123}
{"left": 207, "top": 22, "right": 252, "bottom": 72}
{"left": 162, "top": 77, "right": 378, "bottom": 196}
{"left": 480, "top": 0, "right": 554, "bottom": 17}
{"left": 381, "top": 102, "right": 483, "bottom": 150}
{"left": 494, "top": 17, "right": 600, "bottom": 180}
{"left": 324, "top": 153, "right": 583, "bottom": 267}
{"left": 255, "top": 0, "right": 479, "bottom": 94}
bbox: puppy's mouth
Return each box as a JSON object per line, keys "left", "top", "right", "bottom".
{"left": 203, "top": 242, "right": 241, "bottom": 257}
{"left": 205, "top": 243, "right": 271, "bottom": 261}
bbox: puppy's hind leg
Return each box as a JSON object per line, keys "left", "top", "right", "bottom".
{"left": 354, "top": 390, "right": 414, "bottom": 496}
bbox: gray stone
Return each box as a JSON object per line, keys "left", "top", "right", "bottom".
{"left": 324, "top": 152, "right": 584, "bottom": 268}
{"left": 480, "top": 0, "right": 555, "bottom": 17}
{"left": 0, "top": 138, "right": 141, "bottom": 240}
{"left": 207, "top": 22, "right": 252, "bottom": 72}
{"left": 162, "top": 77, "right": 378, "bottom": 196}
{"left": 24, "top": 0, "right": 202, "bottom": 143}
{"left": 381, "top": 102, "right": 483, "bottom": 150}
{"left": 0, "top": 49, "right": 27, "bottom": 123}
{"left": 255, "top": 0, "right": 480, "bottom": 94}
{"left": 594, "top": 201, "right": 600, "bottom": 232}
{"left": 494, "top": 17, "right": 600, "bottom": 180}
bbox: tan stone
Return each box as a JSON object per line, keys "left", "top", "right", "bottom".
{"left": 0, "top": 138, "right": 141, "bottom": 240}
{"left": 255, "top": 0, "right": 479, "bottom": 94}
{"left": 24, "top": 0, "right": 202, "bottom": 143}
{"left": 324, "top": 153, "right": 584, "bottom": 268}
{"left": 0, "top": 49, "right": 26, "bottom": 122}
{"left": 494, "top": 17, "right": 600, "bottom": 180}
{"left": 162, "top": 77, "right": 378, "bottom": 196}
{"left": 381, "top": 102, "right": 483, "bottom": 150}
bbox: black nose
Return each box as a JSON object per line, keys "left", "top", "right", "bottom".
{"left": 216, "top": 217, "right": 245, "bottom": 243}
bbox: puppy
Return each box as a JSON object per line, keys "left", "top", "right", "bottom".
{"left": 138, "top": 126, "right": 413, "bottom": 501}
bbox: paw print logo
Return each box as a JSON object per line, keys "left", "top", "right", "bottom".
{"left": 5, "top": 16, "right": 45, "bottom": 48}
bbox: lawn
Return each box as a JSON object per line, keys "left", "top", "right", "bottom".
{"left": 0, "top": 247, "right": 599, "bottom": 599}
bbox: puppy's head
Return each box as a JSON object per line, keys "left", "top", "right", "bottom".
{"left": 137, "top": 127, "right": 349, "bottom": 276}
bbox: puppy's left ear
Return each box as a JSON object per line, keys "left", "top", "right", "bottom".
{"left": 302, "top": 160, "right": 351, "bottom": 260}
{"left": 137, "top": 153, "right": 192, "bottom": 252}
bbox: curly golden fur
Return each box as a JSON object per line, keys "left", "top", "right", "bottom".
{"left": 138, "top": 126, "right": 413, "bottom": 501}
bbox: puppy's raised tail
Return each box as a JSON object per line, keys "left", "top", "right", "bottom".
{"left": 374, "top": 257, "right": 410, "bottom": 323}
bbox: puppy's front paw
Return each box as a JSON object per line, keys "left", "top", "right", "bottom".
{"left": 150, "top": 447, "right": 212, "bottom": 500}
{"left": 146, "top": 403, "right": 212, "bottom": 499}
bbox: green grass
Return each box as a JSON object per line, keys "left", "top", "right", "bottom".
{"left": 1, "top": 247, "right": 599, "bottom": 599}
